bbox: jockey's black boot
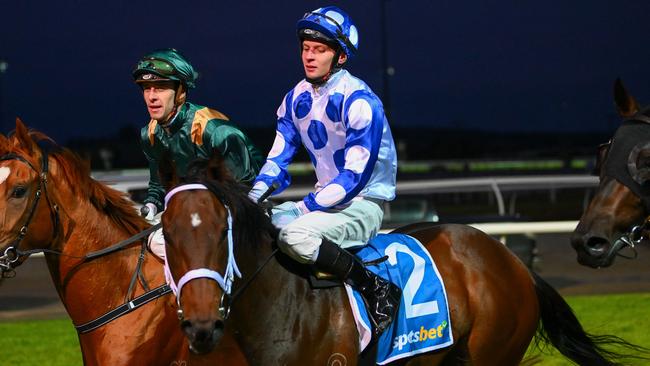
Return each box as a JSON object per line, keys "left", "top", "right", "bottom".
{"left": 315, "top": 238, "right": 401, "bottom": 337}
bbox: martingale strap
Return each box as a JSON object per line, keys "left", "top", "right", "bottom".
{"left": 75, "top": 284, "right": 172, "bottom": 334}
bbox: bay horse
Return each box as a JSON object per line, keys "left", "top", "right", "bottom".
{"left": 571, "top": 79, "right": 650, "bottom": 268}
{"left": 160, "top": 155, "right": 644, "bottom": 365}
{"left": 0, "top": 120, "right": 246, "bottom": 365}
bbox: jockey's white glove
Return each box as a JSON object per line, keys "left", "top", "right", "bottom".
{"left": 140, "top": 203, "right": 158, "bottom": 221}
{"left": 147, "top": 228, "right": 166, "bottom": 261}
{"left": 271, "top": 201, "right": 308, "bottom": 228}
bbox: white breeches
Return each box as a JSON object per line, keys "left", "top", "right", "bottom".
{"left": 277, "top": 198, "right": 384, "bottom": 263}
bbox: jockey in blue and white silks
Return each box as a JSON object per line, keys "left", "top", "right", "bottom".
{"left": 248, "top": 6, "right": 400, "bottom": 338}
{"left": 251, "top": 69, "right": 397, "bottom": 215}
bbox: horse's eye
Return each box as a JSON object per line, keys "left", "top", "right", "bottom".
{"left": 11, "top": 186, "right": 27, "bottom": 198}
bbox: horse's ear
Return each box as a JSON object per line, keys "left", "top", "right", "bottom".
{"left": 12, "top": 118, "right": 37, "bottom": 153}
{"left": 157, "top": 151, "right": 179, "bottom": 191}
{"left": 627, "top": 142, "right": 650, "bottom": 185}
{"left": 207, "top": 151, "right": 231, "bottom": 183}
{"left": 614, "top": 78, "right": 640, "bottom": 119}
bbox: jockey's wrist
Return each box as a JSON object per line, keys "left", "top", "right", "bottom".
{"left": 295, "top": 200, "right": 310, "bottom": 215}
{"left": 248, "top": 182, "right": 269, "bottom": 203}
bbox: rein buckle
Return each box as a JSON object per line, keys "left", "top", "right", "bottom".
{"left": 219, "top": 292, "right": 231, "bottom": 319}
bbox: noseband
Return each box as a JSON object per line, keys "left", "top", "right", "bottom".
{"left": 0, "top": 147, "right": 59, "bottom": 277}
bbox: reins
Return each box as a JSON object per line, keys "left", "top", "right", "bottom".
{"left": 6, "top": 223, "right": 160, "bottom": 262}
{"left": 71, "top": 223, "right": 172, "bottom": 334}
{"left": 220, "top": 247, "right": 279, "bottom": 319}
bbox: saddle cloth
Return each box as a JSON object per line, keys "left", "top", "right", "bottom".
{"left": 346, "top": 233, "right": 453, "bottom": 365}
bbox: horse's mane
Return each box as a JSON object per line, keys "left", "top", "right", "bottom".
{"left": 51, "top": 145, "right": 147, "bottom": 234}
{"left": 183, "top": 159, "right": 279, "bottom": 250}
{"left": 4, "top": 127, "right": 147, "bottom": 235}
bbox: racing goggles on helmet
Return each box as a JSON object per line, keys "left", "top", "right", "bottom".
{"left": 136, "top": 58, "right": 178, "bottom": 77}
{"left": 301, "top": 12, "right": 357, "bottom": 54}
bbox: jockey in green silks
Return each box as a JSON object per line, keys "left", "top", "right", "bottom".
{"left": 133, "top": 48, "right": 263, "bottom": 259}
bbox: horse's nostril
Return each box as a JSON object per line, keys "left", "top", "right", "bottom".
{"left": 180, "top": 319, "right": 192, "bottom": 332}
{"left": 182, "top": 318, "right": 219, "bottom": 341}
{"left": 585, "top": 236, "right": 609, "bottom": 252}
{"left": 214, "top": 319, "right": 224, "bottom": 331}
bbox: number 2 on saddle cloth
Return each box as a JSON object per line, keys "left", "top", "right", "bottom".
{"left": 313, "top": 233, "right": 453, "bottom": 365}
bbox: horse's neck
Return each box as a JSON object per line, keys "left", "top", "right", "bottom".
{"left": 46, "top": 200, "right": 160, "bottom": 321}
{"left": 233, "top": 238, "right": 299, "bottom": 312}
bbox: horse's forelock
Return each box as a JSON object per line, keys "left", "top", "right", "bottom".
{"left": 174, "top": 156, "right": 278, "bottom": 249}
{"left": 200, "top": 177, "right": 278, "bottom": 250}
{"left": 0, "top": 125, "right": 54, "bottom": 162}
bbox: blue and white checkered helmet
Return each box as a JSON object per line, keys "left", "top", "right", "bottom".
{"left": 297, "top": 6, "right": 359, "bottom": 59}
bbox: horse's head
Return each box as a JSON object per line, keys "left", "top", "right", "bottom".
{"left": 160, "top": 153, "right": 272, "bottom": 354}
{"left": 0, "top": 119, "right": 60, "bottom": 276}
{"left": 571, "top": 79, "right": 650, "bottom": 267}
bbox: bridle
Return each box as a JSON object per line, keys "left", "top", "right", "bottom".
{"left": 164, "top": 183, "right": 240, "bottom": 321}
{"left": 164, "top": 183, "right": 278, "bottom": 321}
{"left": 596, "top": 112, "right": 650, "bottom": 262}
{"left": 0, "top": 145, "right": 172, "bottom": 334}
{"left": 0, "top": 147, "right": 60, "bottom": 277}
{"left": 608, "top": 219, "right": 645, "bottom": 261}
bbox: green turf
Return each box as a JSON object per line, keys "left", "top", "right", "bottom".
{"left": 0, "top": 293, "right": 648, "bottom": 365}
{"left": 526, "top": 292, "right": 650, "bottom": 365}
{"left": 0, "top": 318, "right": 82, "bottom": 365}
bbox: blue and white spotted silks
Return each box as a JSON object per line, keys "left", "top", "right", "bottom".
{"left": 252, "top": 70, "right": 397, "bottom": 212}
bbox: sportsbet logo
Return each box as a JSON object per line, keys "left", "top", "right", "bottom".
{"left": 393, "top": 321, "right": 448, "bottom": 351}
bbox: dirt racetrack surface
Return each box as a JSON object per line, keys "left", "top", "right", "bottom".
{"left": 0, "top": 233, "right": 648, "bottom": 321}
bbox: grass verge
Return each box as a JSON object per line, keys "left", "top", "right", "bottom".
{"left": 1, "top": 293, "right": 648, "bottom": 365}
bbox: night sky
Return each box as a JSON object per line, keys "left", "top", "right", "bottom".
{"left": 2, "top": 1, "right": 650, "bottom": 144}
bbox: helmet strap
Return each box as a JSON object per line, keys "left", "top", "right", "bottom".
{"left": 174, "top": 83, "right": 187, "bottom": 106}
{"left": 160, "top": 84, "right": 185, "bottom": 126}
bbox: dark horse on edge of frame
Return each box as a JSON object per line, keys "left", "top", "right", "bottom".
{"left": 572, "top": 79, "right": 650, "bottom": 268}
{"left": 158, "top": 152, "right": 645, "bottom": 365}
{"left": 0, "top": 120, "right": 247, "bottom": 365}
